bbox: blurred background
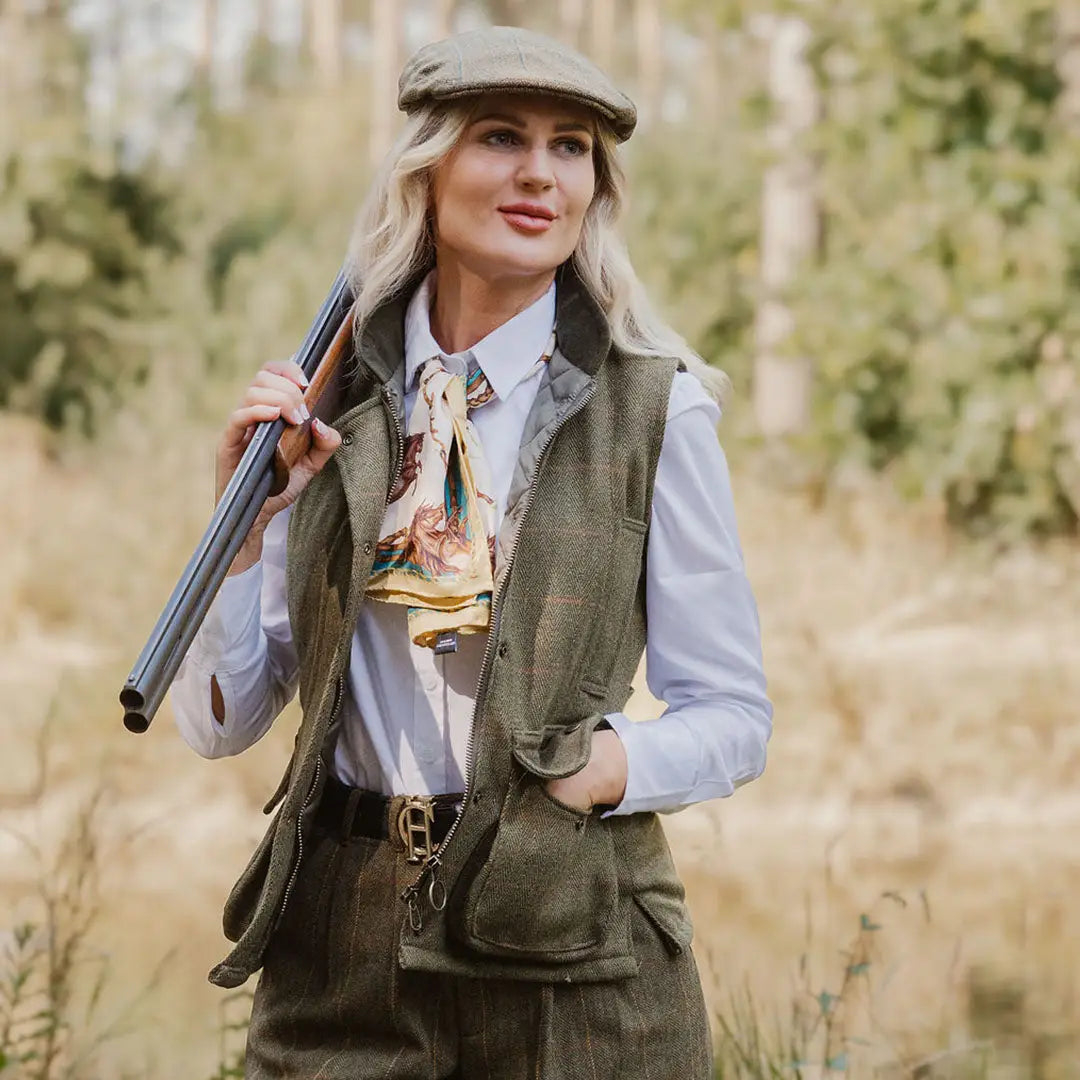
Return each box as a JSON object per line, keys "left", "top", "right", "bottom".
{"left": 4, "top": 0, "right": 1080, "bottom": 1076}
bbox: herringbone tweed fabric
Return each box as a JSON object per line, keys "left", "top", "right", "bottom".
{"left": 244, "top": 815, "right": 713, "bottom": 1079}
{"left": 211, "top": 258, "right": 697, "bottom": 992}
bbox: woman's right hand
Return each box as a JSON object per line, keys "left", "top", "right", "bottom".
{"left": 216, "top": 358, "right": 343, "bottom": 576}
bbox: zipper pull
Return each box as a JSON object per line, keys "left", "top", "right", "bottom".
{"left": 400, "top": 852, "right": 441, "bottom": 933}
{"left": 405, "top": 892, "right": 423, "bottom": 933}
{"left": 400, "top": 877, "right": 423, "bottom": 933}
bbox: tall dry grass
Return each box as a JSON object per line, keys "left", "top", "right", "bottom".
{"left": 3, "top": 371, "right": 1080, "bottom": 1075}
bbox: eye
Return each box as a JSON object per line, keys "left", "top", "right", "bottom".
{"left": 481, "top": 130, "right": 590, "bottom": 156}
{"left": 558, "top": 137, "right": 590, "bottom": 156}
{"left": 483, "top": 129, "right": 518, "bottom": 147}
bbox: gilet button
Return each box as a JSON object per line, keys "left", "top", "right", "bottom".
{"left": 363, "top": 541, "right": 373, "bottom": 555}
{"left": 342, "top": 432, "right": 354, "bottom": 447}
{"left": 497, "top": 641, "right": 508, "bottom": 659}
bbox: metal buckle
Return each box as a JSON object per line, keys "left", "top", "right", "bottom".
{"left": 397, "top": 796, "right": 437, "bottom": 864}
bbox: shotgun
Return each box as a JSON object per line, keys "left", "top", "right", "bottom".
{"left": 119, "top": 271, "right": 355, "bottom": 733}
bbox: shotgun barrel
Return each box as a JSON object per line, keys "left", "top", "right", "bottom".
{"left": 120, "top": 270, "right": 354, "bottom": 733}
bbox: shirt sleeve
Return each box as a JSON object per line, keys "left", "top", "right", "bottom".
{"left": 601, "top": 371, "right": 774, "bottom": 816}
{"left": 169, "top": 504, "right": 300, "bottom": 758}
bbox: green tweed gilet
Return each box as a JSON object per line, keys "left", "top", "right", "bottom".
{"left": 208, "top": 259, "right": 694, "bottom": 989}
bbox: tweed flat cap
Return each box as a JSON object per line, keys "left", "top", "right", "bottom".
{"left": 398, "top": 26, "right": 637, "bottom": 142}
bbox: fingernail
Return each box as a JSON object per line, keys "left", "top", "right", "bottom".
{"left": 312, "top": 417, "right": 324, "bottom": 434}
{"left": 298, "top": 370, "right": 310, "bottom": 387}
{"left": 300, "top": 403, "right": 310, "bottom": 421}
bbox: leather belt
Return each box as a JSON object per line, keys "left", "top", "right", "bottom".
{"left": 314, "top": 772, "right": 463, "bottom": 862}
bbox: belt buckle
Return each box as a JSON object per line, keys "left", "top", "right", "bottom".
{"left": 397, "top": 796, "right": 437, "bottom": 864}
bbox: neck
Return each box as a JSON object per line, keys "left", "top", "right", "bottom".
{"left": 428, "top": 257, "right": 555, "bottom": 355}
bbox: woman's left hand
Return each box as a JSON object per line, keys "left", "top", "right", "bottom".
{"left": 543, "top": 730, "right": 628, "bottom": 814}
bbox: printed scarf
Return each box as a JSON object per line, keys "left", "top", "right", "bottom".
{"left": 367, "top": 330, "right": 557, "bottom": 647}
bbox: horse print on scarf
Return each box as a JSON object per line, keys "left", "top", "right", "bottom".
{"left": 366, "top": 335, "right": 554, "bottom": 647}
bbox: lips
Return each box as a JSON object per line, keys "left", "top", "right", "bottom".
{"left": 498, "top": 203, "right": 556, "bottom": 220}
{"left": 499, "top": 204, "right": 557, "bottom": 234}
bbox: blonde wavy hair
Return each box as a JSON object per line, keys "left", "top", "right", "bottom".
{"left": 345, "top": 98, "right": 730, "bottom": 409}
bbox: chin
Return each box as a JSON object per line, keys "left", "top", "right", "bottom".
{"left": 471, "top": 242, "right": 570, "bottom": 279}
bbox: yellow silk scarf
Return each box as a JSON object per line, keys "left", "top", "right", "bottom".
{"left": 367, "top": 331, "right": 556, "bottom": 647}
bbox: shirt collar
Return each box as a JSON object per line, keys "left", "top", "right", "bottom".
{"left": 403, "top": 268, "right": 557, "bottom": 401}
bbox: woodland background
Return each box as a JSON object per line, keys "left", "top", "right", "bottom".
{"left": 4, "top": 0, "right": 1080, "bottom": 1077}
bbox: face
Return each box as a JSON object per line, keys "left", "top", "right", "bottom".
{"left": 429, "top": 93, "right": 598, "bottom": 283}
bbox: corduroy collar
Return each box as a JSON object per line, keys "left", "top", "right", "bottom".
{"left": 356, "top": 257, "right": 612, "bottom": 387}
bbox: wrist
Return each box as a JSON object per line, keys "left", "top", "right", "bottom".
{"left": 589, "top": 730, "right": 628, "bottom": 809}
{"left": 227, "top": 528, "right": 266, "bottom": 576}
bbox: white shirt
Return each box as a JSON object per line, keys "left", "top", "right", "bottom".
{"left": 170, "top": 270, "right": 773, "bottom": 815}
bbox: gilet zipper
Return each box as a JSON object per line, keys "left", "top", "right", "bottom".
{"left": 274, "top": 382, "right": 404, "bottom": 931}
{"left": 381, "top": 383, "right": 406, "bottom": 509}
{"left": 400, "top": 378, "right": 599, "bottom": 928}
{"left": 275, "top": 674, "right": 343, "bottom": 927}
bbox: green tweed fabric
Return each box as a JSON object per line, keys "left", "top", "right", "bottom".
{"left": 397, "top": 26, "right": 638, "bottom": 142}
{"left": 243, "top": 811, "right": 712, "bottom": 1078}
{"left": 208, "top": 257, "right": 694, "bottom": 992}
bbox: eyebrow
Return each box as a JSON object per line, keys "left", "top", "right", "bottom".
{"left": 471, "top": 111, "right": 593, "bottom": 136}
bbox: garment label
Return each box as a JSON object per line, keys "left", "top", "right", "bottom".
{"left": 433, "top": 631, "right": 459, "bottom": 655}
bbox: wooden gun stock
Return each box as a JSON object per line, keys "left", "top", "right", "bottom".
{"left": 270, "top": 306, "right": 353, "bottom": 495}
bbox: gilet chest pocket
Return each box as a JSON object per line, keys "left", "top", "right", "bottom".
{"left": 581, "top": 517, "right": 648, "bottom": 696}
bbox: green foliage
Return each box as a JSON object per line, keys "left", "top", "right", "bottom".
{"left": 208, "top": 991, "right": 251, "bottom": 1080}
{"left": 713, "top": 891, "right": 931, "bottom": 1079}
{"left": 0, "top": 145, "right": 181, "bottom": 435}
{"left": 635, "top": 0, "right": 1080, "bottom": 539}
{"left": 791, "top": 0, "right": 1080, "bottom": 539}
{"left": 628, "top": 119, "right": 761, "bottom": 398}
{"left": 0, "top": 788, "right": 169, "bottom": 1080}
{"left": 7, "top": 0, "right": 1080, "bottom": 539}
{"left": 206, "top": 206, "right": 290, "bottom": 310}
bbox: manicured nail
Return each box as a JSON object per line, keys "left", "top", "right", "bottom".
{"left": 300, "top": 403, "right": 310, "bottom": 421}
{"left": 312, "top": 417, "right": 324, "bottom": 434}
{"left": 298, "top": 370, "right": 310, "bottom": 387}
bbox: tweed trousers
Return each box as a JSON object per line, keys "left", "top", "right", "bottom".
{"left": 244, "top": 796, "right": 713, "bottom": 1080}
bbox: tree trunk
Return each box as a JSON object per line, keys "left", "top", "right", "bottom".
{"left": 246, "top": 0, "right": 275, "bottom": 94}
{"left": 590, "top": 0, "right": 615, "bottom": 72}
{"left": 256, "top": 0, "right": 273, "bottom": 37}
{"left": 1057, "top": 4, "right": 1080, "bottom": 130}
{"left": 558, "top": 0, "right": 585, "bottom": 49}
{"left": 487, "top": 0, "right": 527, "bottom": 26}
{"left": 310, "top": 0, "right": 344, "bottom": 88}
{"left": 101, "top": 0, "right": 124, "bottom": 138}
{"left": 1, "top": 0, "right": 27, "bottom": 117}
{"left": 434, "top": 0, "right": 457, "bottom": 39}
{"left": 634, "top": 0, "right": 662, "bottom": 127}
{"left": 693, "top": 7, "right": 721, "bottom": 129}
{"left": 195, "top": 0, "right": 217, "bottom": 99}
{"left": 752, "top": 14, "right": 820, "bottom": 438}
{"left": 369, "top": 0, "right": 401, "bottom": 167}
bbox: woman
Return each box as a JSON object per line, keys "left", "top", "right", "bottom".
{"left": 171, "top": 24, "right": 772, "bottom": 1080}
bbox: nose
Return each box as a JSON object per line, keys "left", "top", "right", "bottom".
{"left": 516, "top": 144, "right": 556, "bottom": 189}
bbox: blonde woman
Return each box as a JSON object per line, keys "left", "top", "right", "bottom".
{"left": 171, "top": 25, "right": 772, "bottom": 1080}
